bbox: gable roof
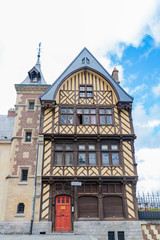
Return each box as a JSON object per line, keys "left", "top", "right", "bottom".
{"left": 40, "top": 47, "right": 133, "bottom": 102}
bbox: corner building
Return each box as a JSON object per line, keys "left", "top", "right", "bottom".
{"left": 36, "top": 48, "right": 140, "bottom": 236}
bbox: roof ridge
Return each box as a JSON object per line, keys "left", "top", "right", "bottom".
{"left": 40, "top": 48, "right": 133, "bottom": 102}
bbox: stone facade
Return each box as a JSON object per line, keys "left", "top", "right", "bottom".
{"left": 0, "top": 141, "right": 12, "bottom": 222}
{"left": 74, "top": 221, "right": 144, "bottom": 240}
{"left": 3, "top": 86, "right": 48, "bottom": 222}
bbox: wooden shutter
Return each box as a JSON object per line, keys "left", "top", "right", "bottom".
{"left": 103, "top": 196, "right": 123, "bottom": 218}
{"left": 78, "top": 196, "right": 98, "bottom": 218}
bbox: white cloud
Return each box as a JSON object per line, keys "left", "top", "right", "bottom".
{"left": 152, "top": 83, "right": 160, "bottom": 97}
{"left": 133, "top": 103, "right": 160, "bottom": 149}
{"left": 148, "top": 120, "right": 160, "bottom": 127}
{"left": 130, "top": 83, "right": 148, "bottom": 95}
{"left": 136, "top": 148, "right": 160, "bottom": 192}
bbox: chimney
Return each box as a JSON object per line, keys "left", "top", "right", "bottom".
{"left": 8, "top": 108, "right": 16, "bottom": 118}
{"left": 112, "top": 68, "right": 120, "bottom": 84}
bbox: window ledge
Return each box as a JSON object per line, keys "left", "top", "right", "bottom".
{"left": 18, "top": 182, "right": 28, "bottom": 185}
{"left": 15, "top": 214, "right": 25, "bottom": 217}
{"left": 23, "top": 142, "right": 32, "bottom": 144}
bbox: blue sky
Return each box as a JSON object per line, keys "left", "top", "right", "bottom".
{"left": 0, "top": 0, "right": 160, "bottom": 193}
{"left": 108, "top": 35, "right": 160, "bottom": 192}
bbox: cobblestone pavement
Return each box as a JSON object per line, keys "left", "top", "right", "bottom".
{"left": 0, "top": 234, "right": 98, "bottom": 240}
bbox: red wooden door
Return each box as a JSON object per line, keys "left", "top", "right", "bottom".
{"left": 55, "top": 195, "right": 71, "bottom": 231}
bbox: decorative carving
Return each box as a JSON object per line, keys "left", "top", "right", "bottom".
{"left": 117, "top": 102, "right": 132, "bottom": 110}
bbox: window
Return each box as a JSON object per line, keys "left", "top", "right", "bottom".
{"left": 25, "top": 132, "right": 32, "bottom": 142}
{"left": 28, "top": 101, "right": 35, "bottom": 110}
{"left": 77, "top": 108, "right": 96, "bottom": 125}
{"left": 101, "top": 143, "right": 120, "bottom": 166}
{"left": 81, "top": 57, "right": 90, "bottom": 64}
{"left": 17, "top": 203, "right": 25, "bottom": 214}
{"left": 60, "top": 108, "right": 73, "bottom": 124}
{"left": 99, "top": 108, "right": 113, "bottom": 125}
{"left": 21, "top": 169, "right": 28, "bottom": 181}
{"left": 108, "top": 232, "right": 115, "bottom": 240}
{"left": 54, "top": 144, "right": 73, "bottom": 166}
{"left": 78, "top": 144, "right": 96, "bottom": 165}
{"left": 30, "top": 71, "right": 38, "bottom": 82}
{"left": 118, "top": 232, "right": 125, "bottom": 240}
{"left": 79, "top": 85, "right": 93, "bottom": 98}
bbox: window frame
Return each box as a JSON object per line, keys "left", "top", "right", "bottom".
{"left": 21, "top": 169, "right": 28, "bottom": 182}
{"left": 17, "top": 203, "right": 25, "bottom": 214}
{"left": 101, "top": 143, "right": 120, "bottom": 166}
{"left": 78, "top": 143, "right": 97, "bottom": 166}
{"left": 25, "top": 131, "right": 32, "bottom": 142}
{"left": 60, "top": 107, "right": 74, "bottom": 125}
{"left": 99, "top": 108, "right": 113, "bottom": 125}
{"left": 77, "top": 108, "right": 96, "bottom": 125}
{"left": 54, "top": 143, "right": 74, "bottom": 166}
{"left": 28, "top": 101, "right": 35, "bottom": 110}
{"left": 108, "top": 231, "right": 115, "bottom": 240}
{"left": 79, "top": 85, "right": 93, "bottom": 98}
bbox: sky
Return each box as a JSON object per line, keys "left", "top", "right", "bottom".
{"left": 0, "top": 0, "right": 160, "bottom": 193}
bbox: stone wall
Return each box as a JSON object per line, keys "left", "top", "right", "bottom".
{"left": 0, "top": 221, "right": 52, "bottom": 234}
{"left": 74, "top": 221, "right": 143, "bottom": 240}
{"left": 0, "top": 220, "right": 160, "bottom": 239}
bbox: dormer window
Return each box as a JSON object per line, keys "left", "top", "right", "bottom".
{"left": 28, "top": 67, "right": 40, "bottom": 83}
{"left": 31, "top": 71, "right": 38, "bottom": 82}
{"left": 81, "top": 57, "right": 90, "bottom": 64}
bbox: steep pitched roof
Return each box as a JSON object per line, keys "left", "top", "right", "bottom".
{"left": 40, "top": 47, "right": 133, "bottom": 102}
{"left": 20, "top": 62, "right": 48, "bottom": 86}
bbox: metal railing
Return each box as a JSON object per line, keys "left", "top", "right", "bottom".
{"left": 137, "top": 192, "right": 160, "bottom": 220}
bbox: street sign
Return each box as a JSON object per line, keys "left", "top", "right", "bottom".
{"left": 71, "top": 182, "right": 82, "bottom": 186}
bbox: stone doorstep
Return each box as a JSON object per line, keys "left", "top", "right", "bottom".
{"left": 50, "top": 232, "right": 75, "bottom": 235}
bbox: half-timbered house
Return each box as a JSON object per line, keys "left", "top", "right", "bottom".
{"left": 35, "top": 47, "right": 139, "bottom": 235}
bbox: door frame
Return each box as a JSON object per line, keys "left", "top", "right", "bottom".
{"left": 53, "top": 194, "right": 72, "bottom": 232}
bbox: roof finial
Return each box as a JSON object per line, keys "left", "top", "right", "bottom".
{"left": 36, "top": 42, "right": 41, "bottom": 66}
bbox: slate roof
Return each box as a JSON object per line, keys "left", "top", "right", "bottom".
{"left": 20, "top": 62, "right": 48, "bottom": 86}
{"left": 0, "top": 115, "right": 14, "bottom": 140}
{"left": 40, "top": 47, "right": 133, "bottom": 102}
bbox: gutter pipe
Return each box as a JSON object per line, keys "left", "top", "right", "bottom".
{"left": 30, "top": 105, "right": 42, "bottom": 235}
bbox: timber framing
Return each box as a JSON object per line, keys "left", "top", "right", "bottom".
{"left": 38, "top": 48, "right": 139, "bottom": 232}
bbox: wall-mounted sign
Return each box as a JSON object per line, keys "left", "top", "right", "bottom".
{"left": 71, "top": 182, "right": 82, "bottom": 186}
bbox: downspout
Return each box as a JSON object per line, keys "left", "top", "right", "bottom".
{"left": 30, "top": 105, "right": 42, "bottom": 235}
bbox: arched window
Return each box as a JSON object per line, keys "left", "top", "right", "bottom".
{"left": 17, "top": 203, "right": 25, "bottom": 214}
